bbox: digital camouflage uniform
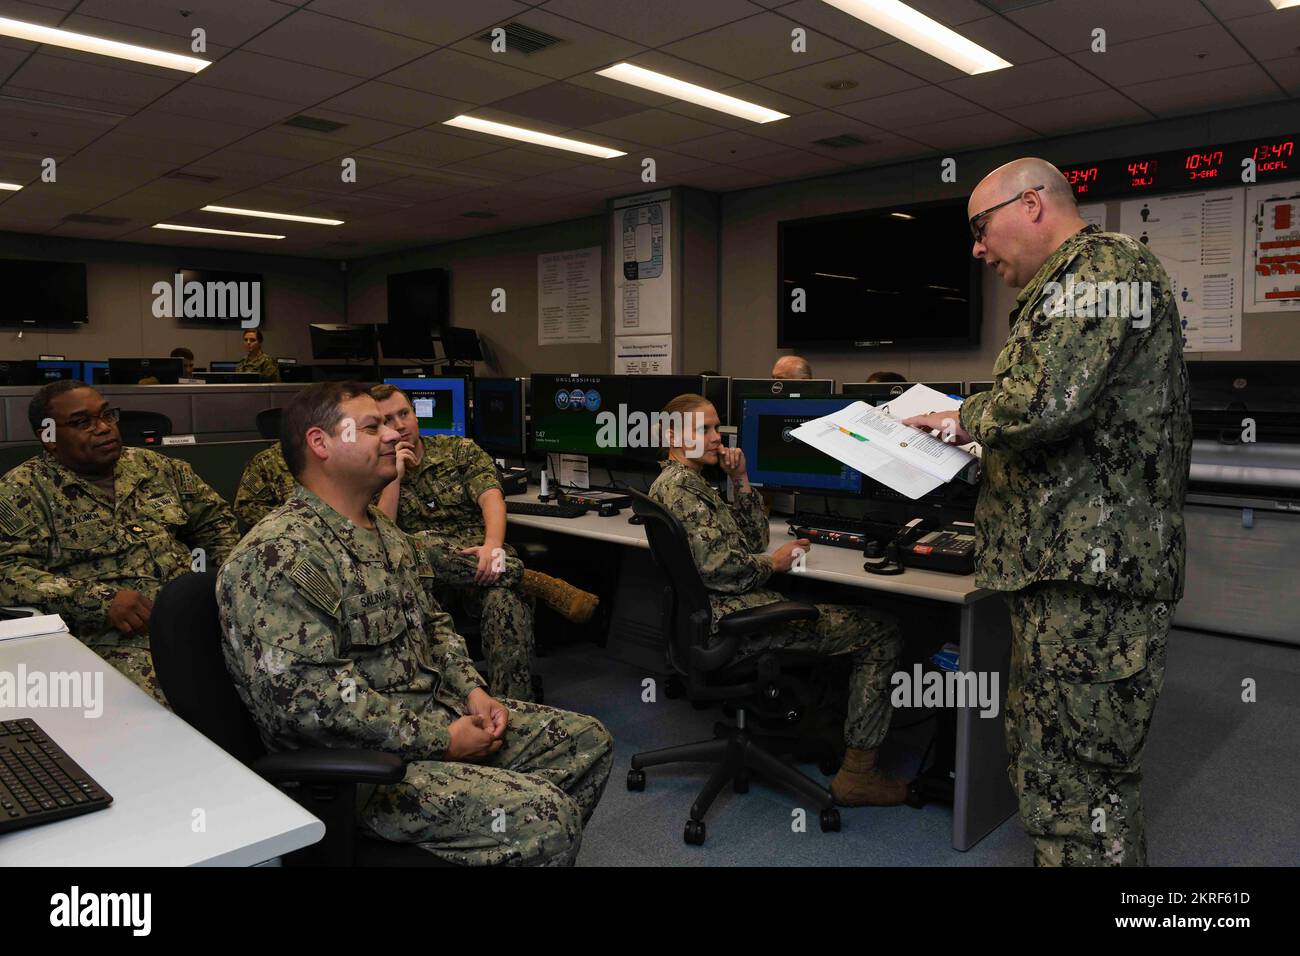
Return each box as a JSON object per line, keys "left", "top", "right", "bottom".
{"left": 217, "top": 487, "right": 612, "bottom": 866}
{"left": 0, "top": 447, "right": 240, "bottom": 704}
{"left": 958, "top": 224, "right": 1192, "bottom": 866}
{"left": 233, "top": 443, "right": 296, "bottom": 534}
{"left": 649, "top": 459, "right": 902, "bottom": 751}
{"left": 395, "top": 435, "right": 535, "bottom": 702}
{"left": 235, "top": 351, "right": 281, "bottom": 382}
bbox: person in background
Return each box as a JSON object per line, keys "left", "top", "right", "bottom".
{"left": 237, "top": 329, "right": 281, "bottom": 382}
{"left": 170, "top": 347, "right": 196, "bottom": 379}
{"left": 649, "top": 392, "right": 909, "bottom": 806}
{"left": 771, "top": 355, "right": 812, "bottom": 380}
{"left": 865, "top": 371, "right": 906, "bottom": 383}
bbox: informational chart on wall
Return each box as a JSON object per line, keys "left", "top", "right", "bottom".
{"left": 1078, "top": 202, "right": 1107, "bottom": 231}
{"left": 615, "top": 334, "right": 672, "bottom": 374}
{"left": 612, "top": 190, "right": 672, "bottom": 337}
{"left": 1119, "top": 190, "right": 1243, "bottom": 352}
{"left": 538, "top": 246, "right": 601, "bottom": 345}
{"left": 1245, "top": 177, "right": 1300, "bottom": 313}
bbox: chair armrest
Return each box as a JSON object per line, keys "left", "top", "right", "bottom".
{"left": 716, "top": 601, "right": 818, "bottom": 637}
{"left": 0, "top": 606, "right": 40, "bottom": 620}
{"left": 252, "top": 749, "right": 405, "bottom": 785}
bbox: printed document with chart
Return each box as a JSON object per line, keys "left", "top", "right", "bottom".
{"left": 790, "top": 387, "right": 977, "bottom": 499}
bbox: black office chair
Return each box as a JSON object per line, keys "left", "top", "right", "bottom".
{"left": 149, "top": 571, "right": 452, "bottom": 866}
{"left": 624, "top": 489, "right": 844, "bottom": 845}
{"left": 255, "top": 407, "right": 282, "bottom": 440}
{"left": 117, "top": 410, "right": 172, "bottom": 446}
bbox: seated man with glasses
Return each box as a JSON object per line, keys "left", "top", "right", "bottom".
{"left": 0, "top": 380, "right": 240, "bottom": 704}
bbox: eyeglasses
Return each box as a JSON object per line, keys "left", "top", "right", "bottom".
{"left": 969, "top": 185, "right": 1045, "bottom": 242}
{"left": 59, "top": 407, "right": 120, "bottom": 431}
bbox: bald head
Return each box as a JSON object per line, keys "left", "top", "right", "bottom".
{"left": 969, "top": 157, "right": 1086, "bottom": 289}
{"left": 772, "top": 355, "right": 812, "bottom": 380}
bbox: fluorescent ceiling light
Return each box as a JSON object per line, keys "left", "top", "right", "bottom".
{"left": 153, "top": 223, "right": 284, "bottom": 239}
{"left": 1268, "top": 1, "right": 1300, "bottom": 9}
{"left": 0, "top": 16, "right": 210, "bottom": 72}
{"left": 0, "top": 182, "right": 22, "bottom": 191}
{"left": 890, "top": 212, "right": 914, "bottom": 219}
{"left": 595, "top": 63, "right": 788, "bottom": 123}
{"left": 202, "top": 205, "right": 343, "bottom": 226}
{"left": 819, "top": 1, "right": 1011, "bottom": 75}
{"left": 443, "top": 115, "right": 625, "bottom": 158}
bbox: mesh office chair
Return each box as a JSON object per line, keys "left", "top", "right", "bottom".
{"left": 117, "top": 410, "right": 172, "bottom": 446}
{"left": 255, "top": 407, "right": 282, "bottom": 440}
{"left": 149, "top": 571, "right": 452, "bottom": 866}
{"left": 624, "top": 489, "right": 844, "bottom": 845}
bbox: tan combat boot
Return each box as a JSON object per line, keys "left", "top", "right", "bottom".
{"left": 521, "top": 570, "right": 599, "bottom": 624}
{"left": 830, "top": 748, "right": 908, "bottom": 807}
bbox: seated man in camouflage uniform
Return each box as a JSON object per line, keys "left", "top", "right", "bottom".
{"left": 649, "top": 393, "right": 907, "bottom": 807}
{"left": 218, "top": 382, "right": 612, "bottom": 866}
{"left": 0, "top": 380, "right": 240, "bottom": 704}
{"left": 370, "top": 383, "right": 598, "bottom": 702}
{"left": 233, "top": 442, "right": 295, "bottom": 534}
{"left": 235, "top": 328, "right": 281, "bottom": 382}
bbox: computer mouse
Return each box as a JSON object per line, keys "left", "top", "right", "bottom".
{"left": 627, "top": 514, "right": 645, "bottom": 525}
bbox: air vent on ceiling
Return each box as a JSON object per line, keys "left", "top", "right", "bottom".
{"left": 461, "top": 211, "right": 498, "bottom": 219}
{"left": 63, "top": 214, "right": 129, "bottom": 226}
{"left": 811, "top": 134, "right": 873, "bottom": 149}
{"left": 476, "top": 22, "right": 563, "bottom": 55}
{"left": 164, "top": 170, "right": 220, "bottom": 184}
{"left": 283, "top": 114, "right": 347, "bottom": 133}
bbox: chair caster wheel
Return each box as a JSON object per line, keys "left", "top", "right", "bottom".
{"left": 905, "top": 781, "right": 925, "bottom": 809}
{"left": 733, "top": 775, "right": 749, "bottom": 794}
{"left": 664, "top": 676, "right": 684, "bottom": 699}
{"left": 684, "top": 819, "right": 706, "bottom": 845}
{"left": 626, "top": 769, "right": 646, "bottom": 792}
{"left": 820, "top": 808, "right": 841, "bottom": 833}
{"left": 818, "top": 756, "right": 840, "bottom": 776}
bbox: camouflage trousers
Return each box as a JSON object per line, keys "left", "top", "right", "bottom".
{"left": 716, "top": 599, "right": 902, "bottom": 750}
{"left": 434, "top": 583, "right": 535, "bottom": 702}
{"left": 1004, "top": 581, "right": 1170, "bottom": 867}
{"left": 358, "top": 699, "right": 613, "bottom": 866}
{"left": 96, "top": 644, "right": 170, "bottom": 708}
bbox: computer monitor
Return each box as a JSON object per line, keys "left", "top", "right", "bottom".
{"left": 529, "top": 373, "right": 630, "bottom": 457}
{"left": 965, "top": 381, "right": 993, "bottom": 395}
{"left": 195, "top": 371, "right": 259, "bottom": 384}
{"left": 841, "top": 381, "right": 965, "bottom": 405}
{"left": 741, "top": 397, "right": 864, "bottom": 496}
{"left": 310, "top": 323, "right": 376, "bottom": 360}
{"left": 622, "top": 375, "right": 706, "bottom": 462}
{"left": 108, "top": 358, "right": 182, "bottom": 385}
{"left": 701, "top": 375, "right": 730, "bottom": 424}
{"left": 210, "top": 361, "right": 241, "bottom": 372}
{"left": 730, "top": 377, "right": 834, "bottom": 426}
{"left": 384, "top": 377, "right": 466, "bottom": 437}
{"left": 472, "top": 377, "right": 527, "bottom": 456}
{"left": 81, "top": 361, "right": 108, "bottom": 384}
{"left": 35, "top": 360, "right": 81, "bottom": 381}
{"left": 441, "top": 327, "right": 483, "bottom": 363}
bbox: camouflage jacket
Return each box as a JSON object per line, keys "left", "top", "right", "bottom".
{"left": 234, "top": 443, "right": 295, "bottom": 534}
{"left": 0, "top": 447, "right": 240, "bottom": 646}
{"left": 217, "top": 486, "right": 486, "bottom": 759}
{"left": 648, "top": 459, "right": 782, "bottom": 632}
{"left": 236, "top": 351, "right": 281, "bottom": 382}
{"left": 395, "top": 435, "right": 502, "bottom": 549}
{"left": 959, "top": 224, "right": 1192, "bottom": 600}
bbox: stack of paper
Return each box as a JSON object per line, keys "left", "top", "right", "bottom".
{"left": 791, "top": 386, "right": 977, "bottom": 500}
{"left": 0, "top": 613, "right": 69, "bottom": 642}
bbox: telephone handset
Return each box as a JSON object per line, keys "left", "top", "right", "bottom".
{"left": 862, "top": 517, "right": 937, "bottom": 575}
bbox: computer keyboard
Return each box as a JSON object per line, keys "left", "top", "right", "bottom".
{"left": 788, "top": 511, "right": 903, "bottom": 550}
{"left": 506, "top": 501, "right": 588, "bottom": 519}
{"left": 0, "top": 718, "right": 112, "bottom": 834}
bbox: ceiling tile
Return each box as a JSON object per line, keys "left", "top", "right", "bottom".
{"left": 663, "top": 12, "right": 853, "bottom": 82}
{"left": 755, "top": 52, "right": 928, "bottom": 107}
{"left": 111, "top": 111, "right": 260, "bottom": 148}
{"left": 667, "top": 128, "right": 792, "bottom": 161}
{"left": 305, "top": 0, "right": 530, "bottom": 45}
{"left": 317, "top": 82, "right": 474, "bottom": 127}
{"left": 1199, "top": 0, "right": 1284, "bottom": 18}
{"left": 677, "top": 163, "right": 779, "bottom": 190}
{"left": 941, "top": 57, "right": 1107, "bottom": 111}
{"left": 896, "top": 112, "right": 1037, "bottom": 151}
{"left": 729, "top": 146, "right": 852, "bottom": 177}
{"left": 867, "top": 39, "right": 967, "bottom": 84}
{"left": 489, "top": 81, "right": 648, "bottom": 127}
{"left": 75, "top": 131, "right": 214, "bottom": 167}
{"left": 746, "top": 108, "right": 889, "bottom": 152}
{"left": 243, "top": 9, "right": 436, "bottom": 77}
{"left": 770, "top": 0, "right": 895, "bottom": 51}
{"left": 901, "top": 0, "right": 990, "bottom": 25}
{"left": 1121, "top": 63, "right": 1286, "bottom": 118}
{"left": 1070, "top": 24, "right": 1255, "bottom": 88}
{"left": 5, "top": 53, "right": 182, "bottom": 110}
{"left": 73, "top": 0, "right": 294, "bottom": 46}
{"left": 370, "top": 128, "right": 507, "bottom": 164}
{"left": 224, "top": 129, "right": 352, "bottom": 163}
{"left": 1261, "top": 56, "right": 1300, "bottom": 96}
{"left": 956, "top": 15, "right": 1058, "bottom": 65}
{"left": 1001, "top": 88, "right": 1152, "bottom": 137}
{"left": 835, "top": 85, "right": 983, "bottom": 127}
{"left": 538, "top": 0, "right": 764, "bottom": 47}
{"left": 381, "top": 48, "right": 554, "bottom": 104}
{"left": 1222, "top": 7, "right": 1300, "bottom": 62}
{"left": 447, "top": 8, "right": 647, "bottom": 80}
{"left": 581, "top": 108, "right": 729, "bottom": 146}
{"left": 1006, "top": 0, "right": 1216, "bottom": 54}
{"left": 193, "top": 50, "right": 360, "bottom": 104}
{"left": 151, "top": 84, "right": 302, "bottom": 127}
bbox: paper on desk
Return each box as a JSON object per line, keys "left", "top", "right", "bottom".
{"left": 875, "top": 383, "right": 982, "bottom": 461}
{"left": 790, "top": 401, "right": 976, "bottom": 500}
{"left": 0, "top": 613, "right": 69, "bottom": 642}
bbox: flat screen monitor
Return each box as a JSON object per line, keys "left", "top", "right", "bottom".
{"left": 310, "top": 323, "right": 375, "bottom": 360}
{"left": 0, "top": 260, "right": 88, "bottom": 327}
{"left": 82, "top": 360, "right": 108, "bottom": 385}
{"left": 841, "top": 381, "right": 964, "bottom": 405}
{"left": 730, "top": 377, "right": 834, "bottom": 426}
{"left": 35, "top": 360, "right": 81, "bottom": 381}
{"left": 108, "top": 358, "right": 182, "bottom": 385}
{"left": 741, "top": 397, "right": 864, "bottom": 496}
{"left": 378, "top": 322, "right": 437, "bottom": 361}
{"left": 386, "top": 268, "right": 447, "bottom": 357}
{"left": 701, "top": 375, "right": 730, "bottom": 424}
{"left": 210, "top": 360, "right": 241, "bottom": 372}
{"left": 965, "top": 381, "right": 993, "bottom": 395}
{"left": 172, "top": 269, "right": 262, "bottom": 326}
{"left": 472, "top": 377, "right": 527, "bottom": 456}
{"left": 384, "top": 377, "right": 466, "bottom": 437}
{"left": 622, "top": 375, "right": 706, "bottom": 462}
{"left": 529, "top": 373, "right": 630, "bottom": 457}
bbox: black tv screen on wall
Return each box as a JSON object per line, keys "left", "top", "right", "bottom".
{"left": 0, "top": 259, "right": 88, "bottom": 327}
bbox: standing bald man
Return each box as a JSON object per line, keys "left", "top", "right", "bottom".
{"left": 905, "top": 158, "right": 1191, "bottom": 866}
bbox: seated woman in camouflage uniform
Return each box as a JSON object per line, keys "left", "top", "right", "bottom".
{"left": 648, "top": 393, "right": 908, "bottom": 807}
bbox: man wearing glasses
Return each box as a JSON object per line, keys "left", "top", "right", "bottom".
{"left": 903, "top": 158, "right": 1192, "bottom": 866}
{"left": 0, "top": 380, "right": 240, "bottom": 704}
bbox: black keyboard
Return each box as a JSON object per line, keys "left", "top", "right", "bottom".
{"left": 506, "top": 501, "right": 587, "bottom": 519}
{"left": 0, "top": 718, "right": 112, "bottom": 834}
{"left": 788, "top": 511, "right": 902, "bottom": 550}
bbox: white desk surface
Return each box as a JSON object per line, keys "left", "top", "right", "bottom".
{"left": 505, "top": 487, "right": 990, "bottom": 606}
{"left": 0, "top": 632, "right": 324, "bottom": 866}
